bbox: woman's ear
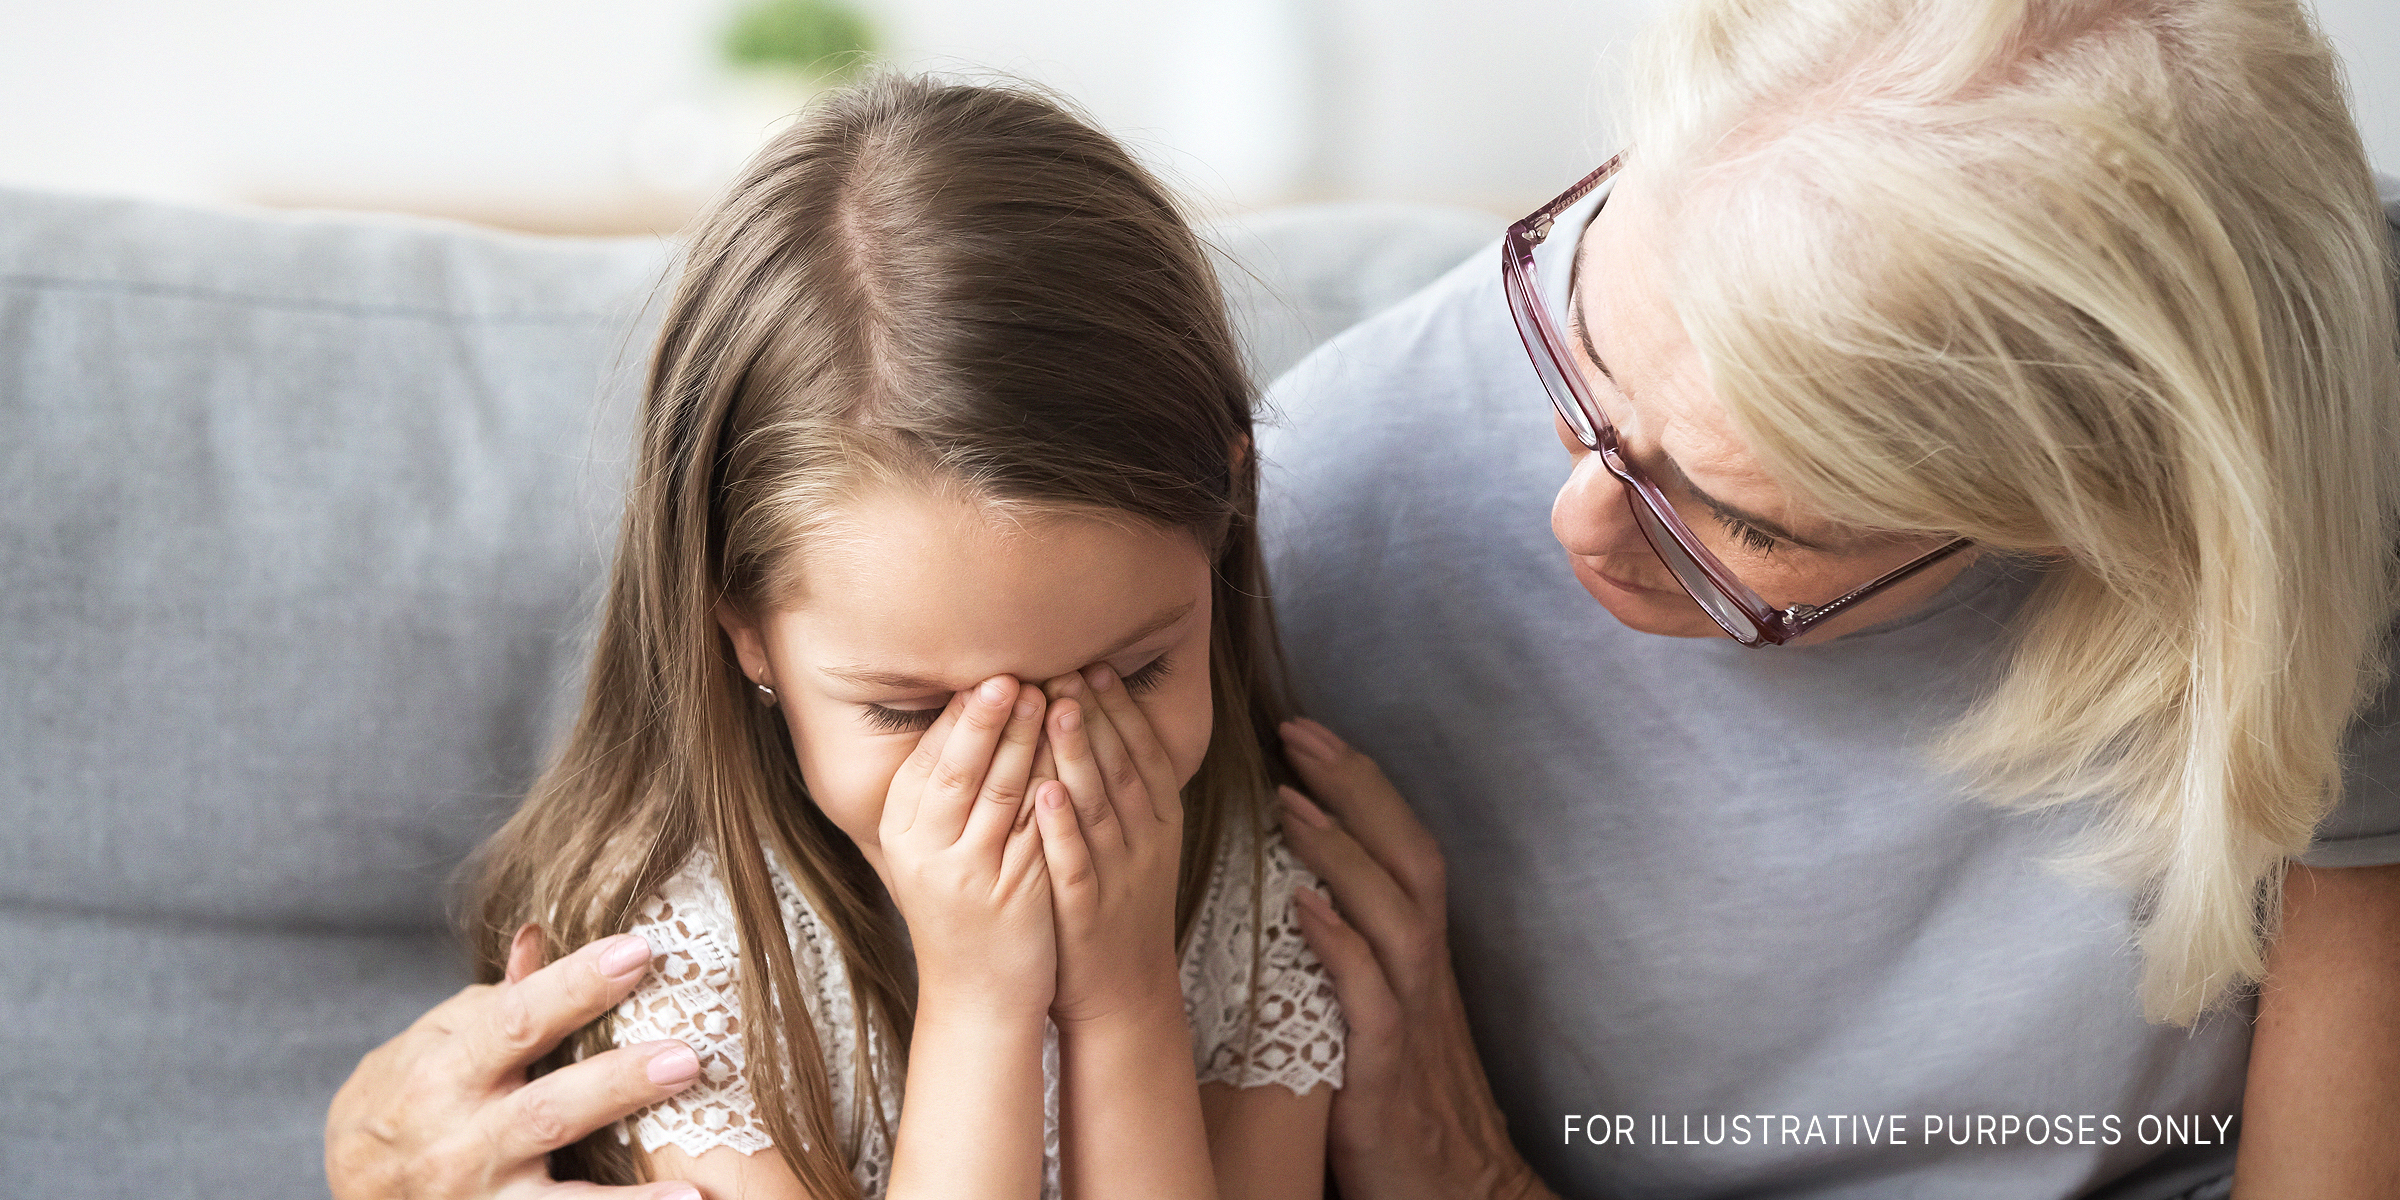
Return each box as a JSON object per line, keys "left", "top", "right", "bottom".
{"left": 715, "top": 600, "right": 774, "bottom": 687}
{"left": 1230, "top": 433, "right": 1251, "bottom": 475}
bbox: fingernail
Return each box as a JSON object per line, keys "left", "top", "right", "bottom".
{"left": 1281, "top": 720, "right": 1330, "bottom": 763}
{"left": 1293, "top": 885, "right": 1343, "bottom": 925}
{"left": 1086, "top": 663, "right": 1117, "bottom": 691}
{"left": 978, "top": 678, "right": 1010, "bottom": 707}
{"left": 597, "top": 934, "right": 651, "bottom": 979}
{"left": 661, "top": 1190, "right": 702, "bottom": 1200}
{"left": 1057, "top": 703, "right": 1082, "bottom": 732}
{"left": 1015, "top": 693, "right": 1041, "bottom": 720}
{"left": 1279, "top": 784, "right": 1333, "bottom": 828}
{"left": 1041, "top": 781, "right": 1068, "bottom": 809}
{"left": 645, "top": 1041, "right": 701, "bottom": 1086}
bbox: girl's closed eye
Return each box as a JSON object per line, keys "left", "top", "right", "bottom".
{"left": 856, "top": 653, "right": 1175, "bottom": 734}
{"left": 1119, "top": 652, "right": 1173, "bottom": 694}
{"left": 861, "top": 698, "right": 947, "bottom": 735}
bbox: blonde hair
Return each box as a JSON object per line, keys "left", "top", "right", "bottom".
{"left": 464, "top": 74, "right": 1293, "bottom": 1189}
{"left": 1621, "top": 0, "right": 2400, "bottom": 1022}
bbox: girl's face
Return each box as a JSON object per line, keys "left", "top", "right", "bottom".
{"left": 718, "top": 485, "right": 1218, "bottom": 873}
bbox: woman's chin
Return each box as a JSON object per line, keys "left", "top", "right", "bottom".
{"left": 1566, "top": 554, "right": 1724, "bottom": 639}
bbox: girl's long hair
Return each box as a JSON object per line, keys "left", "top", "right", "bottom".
{"left": 1621, "top": 0, "right": 2400, "bottom": 1022}
{"left": 463, "top": 74, "right": 1292, "bottom": 1191}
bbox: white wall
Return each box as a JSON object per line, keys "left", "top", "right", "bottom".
{"left": 0, "top": 0, "right": 2392, "bottom": 233}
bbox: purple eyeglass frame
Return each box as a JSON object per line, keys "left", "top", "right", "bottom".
{"left": 1502, "top": 155, "right": 1972, "bottom": 646}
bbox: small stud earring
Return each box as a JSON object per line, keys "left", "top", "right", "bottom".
{"left": 755, "top": 682, "right": 779, "bottom": 707}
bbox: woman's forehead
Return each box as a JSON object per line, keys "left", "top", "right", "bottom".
{"left": 1575, "top": 187, "right": 1757, "bottom": 465}
{"left": 1572, "top": 171, "right": 1831, "bottom": 537}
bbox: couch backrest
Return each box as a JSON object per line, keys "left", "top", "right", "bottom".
{"left": 1, "top": 195, "right": 673, "bottom": 932}
{"left": 0, "top": 184, "right": 1496, "bottom": 1198}
{"left": 0, "top": 187, "right": 1497, "bottom": 936}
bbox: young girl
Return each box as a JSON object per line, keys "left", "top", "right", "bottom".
{"left": 464, "top": 75, "right": 1342, "bottom": 1200}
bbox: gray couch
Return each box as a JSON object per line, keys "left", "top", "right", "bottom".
{"left": 0, "top": 185, "right": 1499, "bottom": 1198}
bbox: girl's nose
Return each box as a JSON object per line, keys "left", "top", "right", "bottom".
{"left": 1551, "top": 449, "right": 1645, "bottom": 559}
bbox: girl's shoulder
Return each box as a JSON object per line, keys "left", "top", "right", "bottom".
{"left": 617, "top": 845, "right": 838, "bottom": 1014}
{"left": 1186, "top": 811, "right": 1317, "bottom": 920}
{"left": 628, "top": 849, "right": 844, "bottom": 960}
{"left": 611, "top": 843, "right": 871, "bottom": 1159}
{"left": 1178, "top": 810, "right": 1347, "bottom": 1094}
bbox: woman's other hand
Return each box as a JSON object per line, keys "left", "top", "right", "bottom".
{"left": 1030, "top": 663, "right": 1187, "bottom": 1025}
{"left": 323, "top": 931, "right": 703, "bottom": 1200}
{"left": 1276, "top": 717, "right": 1558, "bottom": 1200}
{"left": 877, "top": 674, "right": 1057, "bottom": 1019}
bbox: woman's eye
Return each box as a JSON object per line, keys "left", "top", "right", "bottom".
{"left": 861, "top": 703, "right": 943, "bottom": 734}
{"left": 1120, "top": 654, "right": 1173, "bottom": 694}
{"left": 1720, "top": 515, "right": 1780, "bottom": 557}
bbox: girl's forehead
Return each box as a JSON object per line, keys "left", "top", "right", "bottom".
{"left": 778, "top": 488, "right": 1211, "bottom": 689}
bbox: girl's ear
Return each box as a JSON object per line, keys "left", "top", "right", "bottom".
{"left": 715, "top": 600, "right": 774, "bottom": 687}
{"left": 503, "top": 924, "right": 545, "bottom": 984}
{"left": 1230, "top": 433, "right": 1250, "bottom": 474}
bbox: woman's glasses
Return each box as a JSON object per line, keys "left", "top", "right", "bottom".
{"left": 1501, "top": 156, "right": 1971, "bottom": 646}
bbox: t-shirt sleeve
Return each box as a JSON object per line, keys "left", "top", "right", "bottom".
{"left": 608, "top": 853, "right": 778, "bottom": 1156}
{"left": 1178, "top": 816, "right": 1346, "bottom": 1094}
{"left": 2307, "top": 658, "right": 2400, "bottom": 867}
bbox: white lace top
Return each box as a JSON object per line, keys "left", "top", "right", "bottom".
{"left": 608, "top": 816, "right": 1345, "bottom": 1199}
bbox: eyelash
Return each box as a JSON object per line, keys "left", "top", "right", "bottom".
{"left": 1717, "top": 513, "right": 1782, "bottom": 557}
{"left": 858, "top": 653, "right": 1176, "bottom": 735}
{"left": 1568, "top": 296, "right": 1794, "bottom": 561}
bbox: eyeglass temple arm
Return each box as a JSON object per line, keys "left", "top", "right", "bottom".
{"left": 1779, "top": 538, "right": 1976, "bottom": 635}
{"left": 1517, "top": 155, "right": 1624, "bottom": 245}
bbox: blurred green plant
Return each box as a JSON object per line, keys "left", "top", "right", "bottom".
{"left": 722, "top": 0, "right": 876, "bottom": 81}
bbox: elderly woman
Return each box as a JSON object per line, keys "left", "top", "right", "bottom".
{"left": 327, "top": 0, "right": 2400, "bottom": 1196}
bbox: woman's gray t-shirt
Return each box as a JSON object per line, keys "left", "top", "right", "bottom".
{"left": 1252, "top": 185, "right": 2400, "bottom": 1200}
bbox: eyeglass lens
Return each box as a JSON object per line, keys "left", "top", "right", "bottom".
{"left": 1624, "top": 491, "right": 1760, "bottom": 642}
{"left": 1508, "top": 265, "right": 1602, "bottom": 448}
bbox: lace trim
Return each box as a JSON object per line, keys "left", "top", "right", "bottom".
{"left": 1180, "top": 819, "right": 1347, "bottom": 1094}
{"left": 609, "top": 812, "right": 1344, "bottom": 1198}
{"left": 608, "top": 845, "right": 896, "bottom": 1200}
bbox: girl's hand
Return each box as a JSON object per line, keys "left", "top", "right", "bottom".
{"left": 1029, "top": 663, "right": 1186, "bottom": 1025}
{"left": 877, "top": 675, "right": 1056, "bottom": 1018}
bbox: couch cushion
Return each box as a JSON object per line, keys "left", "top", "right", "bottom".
{"left": 1, "top": 192, "right": 673, "bottom": 933}
{"left": 0, "top": 191, "right": 667, "bottom": 1199}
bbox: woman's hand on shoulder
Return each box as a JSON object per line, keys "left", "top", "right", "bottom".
{"left": 1274, "top": 717, "right": 1558, "bottom": 1200}
{"left": 877, "top": 674, "right": 1056, "bottom": 1020}
{"left": 1029, "top": 663, "right": 1187, "bottom": 1025}
{"left": 323, "top": 930, "right": 704, "bottom": 1200}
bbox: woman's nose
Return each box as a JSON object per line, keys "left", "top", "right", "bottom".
{"left": 1548, "top": 406, "right": 1595, "bottom": 459}
{"left": 1551, "top": 449, "right": 1645, "bottom": 558}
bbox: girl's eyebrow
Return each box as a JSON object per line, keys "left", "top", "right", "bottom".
{"left": 817, "top": 598, "right": 1198, "bottom": 692}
